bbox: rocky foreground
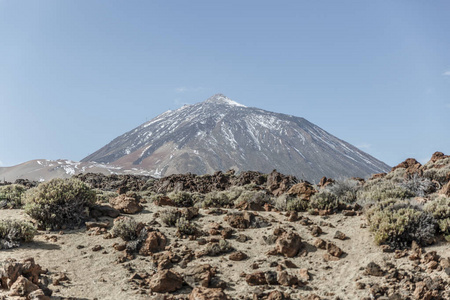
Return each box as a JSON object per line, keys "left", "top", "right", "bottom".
{"left": 0, "top": 152, "right": 449, "bottom": 299}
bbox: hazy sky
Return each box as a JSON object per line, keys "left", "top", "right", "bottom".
{"left": 1, "top": 1, "right": 449, "bottom": 167}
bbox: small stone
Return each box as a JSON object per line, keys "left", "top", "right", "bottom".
{"left": 364, "top": 262, "right": 383, "bottom": 276}
{"left": 229, "top": 251, "right": 247, "bottom": 261}
{"left": 299, "top": 268, "right": 310, "bottom": 281}
{"left": 333, "top": 231, "right": 347, "bottom": 240}
{"left": 314, "top": 238, "right": 327, "bottom": 249}
{"left": 92, "top": 245, "right": 103, "bottom": 252}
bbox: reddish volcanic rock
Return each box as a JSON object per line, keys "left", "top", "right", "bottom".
{"left": 286, "top": 182, "right": 316, "bottom": 200}
{"left": 430, "top": 151, "right": 449, "bottom": 163}
{"left": 189, "top": 287, "right": 228, "bottom": 300}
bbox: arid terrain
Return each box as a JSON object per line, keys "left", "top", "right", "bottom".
{"left": 0, "top": 152, "right": 449, "bottom": 299}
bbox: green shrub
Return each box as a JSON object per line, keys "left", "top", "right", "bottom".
{"left": 366, "top": 199, "right": 436, "bottom": 249}
{"left": 167, "top": 191, "right": 194, "bottom": 207}
{"left": 0, "top": 220, "right": 36, "bottom": 249}
{"left": 198, "top": 191, "right": 233, "bottom": 208}
{"left": 111, "top": 217, "right": 138, "bottom": 241}
{"left": 0, "top": 184, "right": 27, "bottom": 208}
{"left": 150, "top": 193, "right": 166, "bottom": 204}
{"left": 422, "top": 157, "right": 450, "bottom": 184}
{"left": 309, "top": 190, "right": 339, "bottom": 211}
{"left": 326, "top": 179, "right": 361, "bottom": 205}
{"left": 424, "top": 196, "right": 450, "bottom": 237}
{"left": 399, "top": 174, "right": 436, "bottom": 197}
{"left": 160, "top": 209, "right": 180, "bottom": 227}
{"left": 176, "top": 217, "right": 197, "bottom": 236}
{"left": 222, "top": 186, "right": 245, "bottom": 201}
{"left": 94, "top": 189, "right": 118, "bottom": 203}
{"left": 23, "top": 178, "right": 96, "bottom": 230}
{"left": 204, "top": 239, "right": 233, "bottom": 256}
{"left": 274, "top": 195, "right": 288, "bottom": 211}
{"left": 235, "top": 190, "right": 271, "bottom": 207}
{"left": 358, "top": 180, "right": 414, "bottom": 203}
{"left": 384, "top": 168, "right": 407, "bottom": 183}
{"left": 286, "top": 197, "right": 310, "bottom": 212}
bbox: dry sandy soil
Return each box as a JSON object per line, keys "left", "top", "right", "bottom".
{"left": 0, "top": 201, "right": 449, "bottom": 300}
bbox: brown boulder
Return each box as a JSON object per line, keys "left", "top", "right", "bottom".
{"left": 275, "top": 231, "right": 302, "bottom": 257}
{"left": 224, "top": 212, "right": 254, "bottom": 229}
{"left": 0, "top": 258, "right": 23, "bottom": 288}
{"left": 364, "top": 262, "right": 384, "bottom": 276}
{"left": 109, "top": 194, "right": 143, "bottom": 214}
{"left": 139, "top": 231, "right": 167, "bottom": 256}
{"left": 318, "top": 177, "right": 334, "bottom": 188}
{"left": 413, "top": 281, "right": 433, "bottom": 300}
{"left": 369, "top": 173, "right": 386, "bottom": 180}
{"left": 189, "top": 287, "right": 228, "bottom": 300}
{"left": 286, "top": 182, "right": 316, "bottom": 200}
{"left": 323, "top": 253, "right": 339, "bottom": 262}
{"left": 184, "top": 264, "right": 214, "bottom": 288}
{"left": 277, "top": 271, "right": 299, "bottom": 286}
{"left": 147, "top": 269, "right": 183, "bottom": 293}
{"left": 267, "top": 170, "right": 298, "bottom": 196}
{"left": 28, "top": 289, "right": 50, "bottom": 300}
{"left": 9, "top": 275, "right": 39, "bottom": 296}
{"left": 245, "top": 272, "right": 267, "bottom": 286}
{"left": 430, "top": 151, "right": 449, "bottom": 163}
{"left": 229, "top": 251, "right": 247, "bottom": 261}
{"left": 299, "top": 269, "right": 310, "bottom": 281}
{"left": 313, "top": 238, "right": 327, "bottom": 250}
{"left": 391, "top": 158, "right": 422, "bottom": 177}
{"left": 267, "top": 290, "right": 287, "bottom": 300}
{"left": 326, "top": 242, "right": 343, "bottom": 258}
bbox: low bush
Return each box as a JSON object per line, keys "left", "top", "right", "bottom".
{"left": 111, "top": 217, "right": 138, "bottom": 241}
{"left": 384, "top": 168, "right": 407, "bottom": 183}
{"left": 235, "top": 190, "right": 271, "bottom": 207}
{"left": 0, "top": 220, "right": 36, "bottom": 249}
{"left": 198, "top": 191, "right": 234, "bottom": 208}
{"left": 358, "top": 180, "right": 414, "bottom": 203}
{"left": 309, "top": 190, "right": 339, "bottom": 211}
{"left": 424, "top": 196, "right": 450, "bottom": 238}
{"left": 0, "top": 184, "right": 27, "bottom": 208}
{"left": 160, "top": 209, "right": 180, "bottom": 227}
{"left": 286, "top": 197, "right": 309, "bottom": 212}
{"left": 94, "top": 189, "right": 118, "bottom": 203}
{"left": 366, "top": 199, "right": 436, "bottom": 249}
{"left": 176, "top": 217, "right": 197, "bottom": 236}
{"left": 23, "top": 178, "right": 96, "bottom": 230}
{"left": 422, "top": 157, "right": 450, "bottom": 184}
{"left": 326, "top": 179, "right": 361, "bottom": 205}
{"left": 399, "top": 174, "right": 436, "bottom": 197}
{"left": 167, "top": 191, "right": 194, "bottom": 207}
{"left": 150, "top": 193, "right": 166, "bottom": 204}
{"left": 204, "top": 239, "right": 233, "bottom": 256}
{"left": 274, "top": 195, "right": 288, "bottom": 211}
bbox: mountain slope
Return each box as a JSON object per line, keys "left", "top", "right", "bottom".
{"left": 0, "top": 159, "right": 152, "bottom": 182}
{"left": 82, "top": 94, "right": 390, "bottom": 182}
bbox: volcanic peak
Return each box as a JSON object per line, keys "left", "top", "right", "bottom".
{"left": 204, "top": 93, "right": 246, "bottom": 107}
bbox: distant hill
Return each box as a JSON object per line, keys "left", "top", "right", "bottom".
{"left": 82, "top": 94, "right": 390, "bottom": 182}
{"left": 0, "top": 159, "right": 152, "bottom": 183}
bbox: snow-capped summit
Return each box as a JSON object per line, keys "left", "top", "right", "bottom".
{"left": 82, "top": 94, "right": 390, "bottom": 182}
{"left": 204, "top": 94, "right": 247, "bottom": 107}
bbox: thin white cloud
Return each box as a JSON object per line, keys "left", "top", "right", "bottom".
{"left": 356, "top": 143, "right": 371, "bottom": 150}
{"left": 443, "top": 71, "right": 450, "bottom": 76}
{"left": 175, "top": 87, "right": 205, "bottom": 93}
{"left": 0, "top": 160, "right": 3, "bottom": 167}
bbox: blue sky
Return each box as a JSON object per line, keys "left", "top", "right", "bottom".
{"left": 1, "top": 1, "right": 449, "bottom": 167}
